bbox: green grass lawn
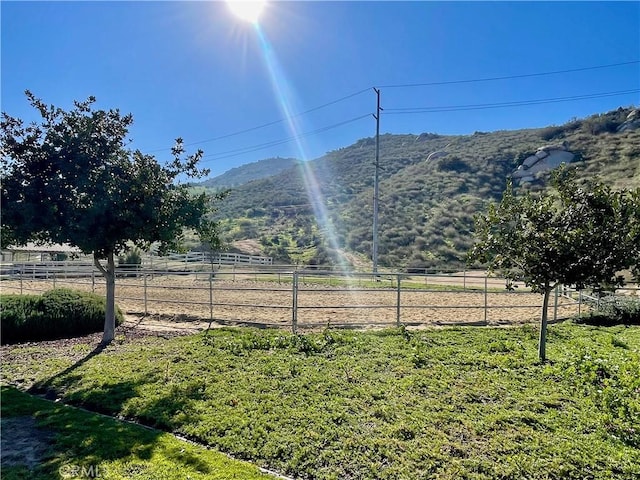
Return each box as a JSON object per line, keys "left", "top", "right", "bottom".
{"left": 2, "top": 323, "right": 639, "bottom": 479}
{"left": 0, "top": 386, "right": 275, "bottom": 480}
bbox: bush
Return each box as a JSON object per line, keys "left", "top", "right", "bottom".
{"left": 540, "top": 125, "right": 566, "bottom": 141}
{"left": 1, "top": 288, "right": 124, "bottom": 344}
{"left": 118, "top": 247, "right": 142, "bottom": 266}
{"left": 576, "top": 295, "right": 640, "bottom": 326}
{"left": 118, "top": 247, "right": 143, "bottom": 277}
{"left": 583, "top": 113, "right": 622, "bottom": 135}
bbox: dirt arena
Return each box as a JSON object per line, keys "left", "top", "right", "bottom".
{"left": 3, "top": 273, "right": 582, "bottom": 330}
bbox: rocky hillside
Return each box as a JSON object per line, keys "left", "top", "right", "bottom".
{"left": 205, "top": 107, "right": 640, "bottom": 270}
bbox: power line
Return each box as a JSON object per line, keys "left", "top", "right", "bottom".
{"left": 147, "top": 87, "right": 371, "bottom": 153}
{"left": 199, "top": 113, "right": 371, "bottom": 163}
{"left": 149, "top": 60, "right": 638, "bottom": 155}
{"left": 384, "top": 89, "right": 640, "bottom": 114}
{"left": 202, "top": 113, "right": 370, "bottom": 159}
{"left": 377, "top": 60, "right": 640, "bottom": 89}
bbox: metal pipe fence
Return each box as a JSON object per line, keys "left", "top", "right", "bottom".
{"left": 0, "top": 262, "right": 599, "bottom": 332}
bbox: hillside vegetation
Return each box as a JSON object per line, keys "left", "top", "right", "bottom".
{"left": 199, "top": 157, "right": 299, "bottom": 189}
{"left": 202, "top": 107, "right": 639, "bottom": 269}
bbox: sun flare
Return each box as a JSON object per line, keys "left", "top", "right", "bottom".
{"left": 226, "top": 0, "right": 266, "bottom": 24}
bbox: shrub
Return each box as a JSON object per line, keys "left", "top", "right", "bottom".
{"left": 576, "top": 295, "right": 640, "bottom": 326}
{"left": 437, "top": 156, "right": 470, "bottom": 173}
{"left": 1, "top": 288, "right": 124, "bottom": 344}
{"left": 117, "top": 247, "right": 143, "bottom": 277}
{"left": 583, "top": 113, "right": 622, "bottom": 135}
{"left": 118, "top": 247, "right": 142, "bottom": 266}
{"left": 540, "top": 125, "right": 566, "bottom": 141}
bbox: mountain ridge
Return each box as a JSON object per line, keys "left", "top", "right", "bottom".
{"left": 199, "top": 157, "right": 300, "bottom": 189}
{"left": 202, "top": 107, "right": 639, "bottom": 270}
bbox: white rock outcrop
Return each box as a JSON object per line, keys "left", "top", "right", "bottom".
{"left": 512, "top": 142, "right": 575, "bottom": 183}
{"left": 616, "top": 109, "right": 640, "bottom": 132}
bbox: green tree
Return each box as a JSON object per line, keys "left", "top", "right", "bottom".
{"left": 1, "top": 92, "right": 220, "bottom": 344}
{"left": 469, "top": 167, "right": 640, "bottom": 361}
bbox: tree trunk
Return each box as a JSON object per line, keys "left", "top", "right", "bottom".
{"left": 538, "top": 284, "right": 551, "bottom": 363}
{"left": 94, "top": 252, "right": 116, "bottom": 344}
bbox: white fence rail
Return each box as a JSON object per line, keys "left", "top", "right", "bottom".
{"left": 0, "top": 263, "right": 602, "bottom": 332}
{"left": 0, "top": 250, "right": 273, "bottom": 269}
{"left": 161, "top": 252, "right": 272, "bottom": 267}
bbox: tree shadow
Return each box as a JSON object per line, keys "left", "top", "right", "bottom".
{"left": 26, "top": 341, "right": 203, "bottom": 428}
{"left": 27, "top": 342, "right": 108, "bottom": 400}
{"left": 1, "top": 385, "right": 214, "bottom": 478}
{"left": 573, "top": 315, "right": 640, "bottom": 327}
{"left": 16, "top": 339, "right": 221, "bottom": 477}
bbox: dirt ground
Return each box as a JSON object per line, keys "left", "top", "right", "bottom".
{"left": 1, "top": 416, "right": 55, "bottom": 470}
{"left": 3, "top": 275, "right": 582, "bottom": 330}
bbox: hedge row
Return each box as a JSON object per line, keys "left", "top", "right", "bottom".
{"left": 1, "top": 288, "right": 124, "bottom": 344}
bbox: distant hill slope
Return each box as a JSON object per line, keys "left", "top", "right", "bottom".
{"left": 198, "top": 157, "right": 299, "bottom": 189}
{"left": 205, "top": 107, "right": 639, "bottom": 270}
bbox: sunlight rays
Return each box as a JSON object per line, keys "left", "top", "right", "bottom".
{"left": 252, "top": 24, "right": 352, "bottom": 273}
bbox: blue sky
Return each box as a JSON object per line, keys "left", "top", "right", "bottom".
{"left": 2, "top": 1, "right": 639, "bottom": 177}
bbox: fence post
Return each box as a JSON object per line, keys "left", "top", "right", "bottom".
{"left": 484, "top": 275, "right": 488, "bottom": 323}
{"left": 209, "top": 271, "right": 214, "bottom": 322}
{"left": 92, "top": 270, "right": 95, "bottom": 293}
{"left": 578, "top": 290, "right": 582, "bottom": 317}
{"left": 144, "top": 273, "right": 148, "bottom": 316}
{"left": 463, "top": 268, "right": 466, "bottom": 291}
{"left": 553, "top": 285, "right": 559, "bottom": 322}
{"left": 20, "top": 269, "right": 23, "bottom": 294}
{"left": 53, "top": 270, "right": 56, "bottom": 289}
{"left": 396, "top": 273, "right": 401, "bottom": 326}
{"left": 292, "top": 271, "right": 298, "bottom": 334}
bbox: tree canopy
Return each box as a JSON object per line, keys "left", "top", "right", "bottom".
{"left": 1, "top": 91, "right": 222, "bottom": 342}
{"left": 469, "top": 166, "right": 640, "bottom": 361}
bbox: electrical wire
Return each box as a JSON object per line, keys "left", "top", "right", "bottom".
{"left": 384, "top": 89, "right": 640, "bottom": 115}
{"left": 149, "top": 60, "right": 638, "bottom": 156}
{"left": 147, "top": 87, "right": 371, "bottom": 153}
{"left": 199, "top": 113, "right": 371, "bottom": 163}
{"left": 377, "top": 60, "right": 640, "bottom": 89}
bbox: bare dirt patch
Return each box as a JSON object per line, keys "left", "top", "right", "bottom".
{"left": 1, "top": 416, "right": 55, "bottom": 469}
{"left": 122, "top": 313, "right": 216, "bottom": 333}
{"left": 232, "top": 239, "right": 265, "bottom": 256}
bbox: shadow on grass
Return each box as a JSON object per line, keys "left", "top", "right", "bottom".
{"left": 573, "top": 315, "right": 640, "bottom": 327}
{"left": 1, "top": 386, "right": 214, "bottom": 479}
{"left": 17, "top": 341, "right": 210, "bottom": 467}
{"left": 27, "top": 342, "right": 108, "bottom": 400}
{"left": 22, "top": 340, "right": 207, "bottom": 434}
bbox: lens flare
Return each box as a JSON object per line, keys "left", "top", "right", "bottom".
{"left": 253, "top": 24, "right": 351, "bottom": 272}
{"left": 227, "top": 1, "right": 266, "bottom": 25}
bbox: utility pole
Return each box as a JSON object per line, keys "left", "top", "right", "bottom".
{"left": 372, "top": 87, "right": 382, "bottom": 275}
